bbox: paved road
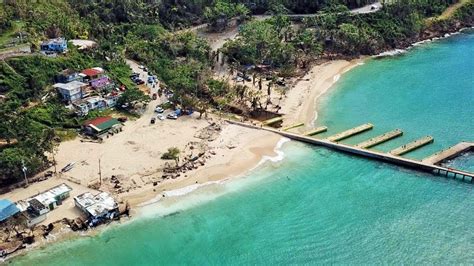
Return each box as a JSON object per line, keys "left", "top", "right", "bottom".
{"left": 179, "top": 2, "right": 382, "bottom": 34}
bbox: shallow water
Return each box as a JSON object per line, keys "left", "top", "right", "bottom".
{"left": 10, "top": 31, "right": 474, "bottom": 265}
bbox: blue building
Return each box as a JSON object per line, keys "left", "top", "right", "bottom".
{"left": 40, "top": 38, "right": 67, "bottom": 53}
{"left": 0, "top": 199, "right": 20, "bottom": 222}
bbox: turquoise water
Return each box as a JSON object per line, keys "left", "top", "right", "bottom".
{"left": 10, "top": 32, "right": 474, "bottom": 265}
{"left": 317, "top": 31, "right": 474, "bottom": 161}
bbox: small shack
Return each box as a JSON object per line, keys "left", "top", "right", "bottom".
{"left": 83, "top": 116, "right": 122, "bottom": 138}
{"left": 74, "top": 192, "right": 119, "bottom": 226}
{"left": 0, "top": 199, "right": 20, "bottom": 223}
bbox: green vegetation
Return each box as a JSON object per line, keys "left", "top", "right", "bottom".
{"left": 0, "top": 0, "right": 472, "bottom": 187}
{"left": 161, "top": 147, "right": 181, "bottom": 166}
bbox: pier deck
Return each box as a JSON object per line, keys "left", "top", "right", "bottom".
{"left": 327, "top": 123, "right": 374, "bottom": 142}
{"left": 390, "top": 136, "right": 434, "bottom": 156}
{"left": 282, "top": 123, "right": 305, "bottom": 131}
{"left": 355, "top": 129, "right": 403, "bottom": 149}
{"left": 304, "top": 126, "right": 328, "bottom": 136}
{"left": 227, "top": 120, "right": 474, "bottom": 182}
{"left": 423, "top": 142, "right": 474, "bottom": 165}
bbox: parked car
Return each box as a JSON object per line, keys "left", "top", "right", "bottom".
{"left": 157, "top": 114, "right": 165, "bottom": 120}
{"left": 135, "top": 79, "right": 145, "bottom": 85}
{"left": 144, "top": 67, "right": 148, "bottom": 72}
{"left": 167, "top": 113, "right": 178, "bottom": 120}
{"left": 138, "top": 65, "right": 144, "bottom": 69}
{"left": 237, "top": 72, "right": 251, "bottom": 81}
{"left": 152, "top": 93, "right": 158, "bottom": 100}
{"left": 150, "top": 117, "right": 156, "bottom": 124}
{"left": 118, "top": 117, "right": 128, "bottom": 122}
{"left": 155, "top": 106, "right": 164, "bottom": 113}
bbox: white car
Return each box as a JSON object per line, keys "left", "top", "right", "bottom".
{"left": 167, "top": 113, "right": 178, "bottom": 120}
{"left": 157, "top": 114, "right": 165, "bottom": 120}
{"left": 138, "top": 65, "right": 144, "bottom": 69}
{"left": 154, "top": 106, "right": 164, "bottom": 113}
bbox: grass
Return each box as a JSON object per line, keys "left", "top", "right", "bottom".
{"left": 0, "top": 21, "right": 26, "bottom": 48}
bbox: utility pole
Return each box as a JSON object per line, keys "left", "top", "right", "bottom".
{"left": 98, "top": 158, "right": 102, "bottom": 186}
{"left": 21, "top": 160, "right": 28, "bottom": 186}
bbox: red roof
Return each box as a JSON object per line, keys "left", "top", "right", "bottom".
{"left": 84, "top": 116, "right": 113, "bottom": 127}
{"left": 81, "top": 68, "right": 103, "bottom": 77}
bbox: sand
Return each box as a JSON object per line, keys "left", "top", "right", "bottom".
{"left": 2, "top": 58, "right": 361, "bottom": 227}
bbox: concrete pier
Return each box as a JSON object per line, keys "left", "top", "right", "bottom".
{"left": 282, "top": 123, "right": 305, "bottom": 131}
{"left": 355, "top": 129, "right": 403, "bottom": 149}
{"left": 226, "top": 120, "right": 474, "bottom": 183}
{"left": 304, "top": 126, "right": 328, "bottom": 136}
{"left": 423, "top": 142, "right": 474, "bottom": 165}
{"left": 327, "top": 123, "right": 373, "bottom": 142}
{"left": 262, "top": 117, "right": 283, "bottom": 126}
{"left": 390, "top": 136, "right": 434, "bottom": 156}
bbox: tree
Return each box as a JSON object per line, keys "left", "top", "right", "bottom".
{"left": 161, "top": 147, "right": 181, "bottom": 166}
{"left": 116, "top": 88, "right": 149, "bottom": 110}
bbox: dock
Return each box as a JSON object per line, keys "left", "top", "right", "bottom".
{"left": 355, "top": 129, "right": 403, "bottom": 149}
{"left": 226, "top": 120, "right": 474, "bottom": 183}
{"left": 262, "top": 117, "right": 283, "bottom": 126}
{"left": 390, "top": 136, "right": 434, "bottom": 156}
{"left": 327, "top": 123, "right": 373, "bottom": 142}
{"left": 282, "top": 123, "right": 304, "bottom": 131}
{"left": 304, "top": 126, "right": 328, "bottom": 136}
{"left": 423, "top": 142, "right": 474, "bottom": 165}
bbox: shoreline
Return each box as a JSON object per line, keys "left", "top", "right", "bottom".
{"left": 8, "top": 28, "right": 472, "bottom": 262}
{"left": 2, "top": 57, "right": 359, "bottom": 263}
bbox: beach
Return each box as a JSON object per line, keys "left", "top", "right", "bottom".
{"left": 2, "top": 58, "right": 360, "bottom": 229}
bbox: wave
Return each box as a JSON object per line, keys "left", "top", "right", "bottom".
{"left": 375, "top": 49, "right": 406, "bottom": 58}
{"left": 333, "top": 74, "right": 341, "bottom": 82}
{"left": 258, "top": 137, "right": 291, "bottom": 165}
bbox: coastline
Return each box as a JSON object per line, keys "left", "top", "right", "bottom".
{"left": 6, "top": 27, "right": 474, "bottom": 263}
{"left": 2, "top": 57, "right": 360, "bottom": 264}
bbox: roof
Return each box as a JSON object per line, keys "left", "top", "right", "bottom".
{"left": 84, "top": 116, "right": 121, "bottom": 132}
{"left": 33, "top": 183, "right": 72, "bottom": 206}
{"left": 42, "top": 38, "right": 66, "bottom": 45}
{"left": 59, "top": 69, "right": 77, "bottom": 76}
{"left": 0, "top": 199, "right": 20, "bottom": 222}
{"left": 81, "top": 67, "right": 104, "bottom": 77}
{"left": 53, "top": 81, "right": 87, "bottom": 91}
{"left": 74, "top": 192, "right": 118, "bottom": 217}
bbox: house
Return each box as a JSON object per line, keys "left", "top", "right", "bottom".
{"left": 0, "top": 199, "right": 20, "bottom": 223}
{"left": 40, "top": 38, "right": 67, "bottom": 53}
{"left": 56, "top": 69, "right": 82, "bottom": 83}
{"left": 86, "top": 96, "right": 107, "bottom": 111}
{"left": 23, "top": 199, "right": 48, "bottom": 227}
{"left": 31, "top": 183, "right": 72, "bottom": 211}
{"left": 83, "top": 116, "right": 122, "bottom": 137}
{"left": 90, "top": 76, "right": 114, "bottom": 91}
{"left": 54, "top": 81, "right": 88, "bottom": 103}
{"left": 74, "top": 192, "right": 119, "bottom": 226}
{"left": 80, "top": 67, "right": 104, "bottom": 81}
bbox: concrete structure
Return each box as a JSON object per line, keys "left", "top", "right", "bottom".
{"left": 227, "top": 120, "right": 474, "bottom": 182}
{"left": 282, "top": 123, "right": 304, "bottom": 131}
{"left": 56, "top": 69, "right": 82, "bottom": 83}
{"left": 40, "top": 38, "right": 67, "bottom": 53}
{"left": 54, "top": 81, "right": 88, "bottom": 103}
{"left": 74, "top": 192, "right": 119, "bottom": 226}
{"left": 327, "top": 123, "right": 373, "bottom": 142}
{"left": 355, "top": 129, "right": 403, "bottom": 149}
{"left": 24, "top": 199, "right": 48, "bottom": 227}
{"left": 31, "top": 183, "right": 72, "bottom": 211}
{"left": 83, "top": 116, "right": 122, "bottom": 137}
{"left": 81, "top": 67, "right": 104, "bottom": 81}
{"left": 423, "top": 142, "right": 474, "bottom": 165}
{"left": 304, "top": 126, "right": 328, "bottom": 136}
{"left": 390, "top": 136, "right": 434, "bottom": 156}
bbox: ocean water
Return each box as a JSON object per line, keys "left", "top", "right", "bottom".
{"left": 10, "top": 31, "right": 474, "bottom": 265}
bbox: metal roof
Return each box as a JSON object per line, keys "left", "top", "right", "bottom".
{"left": 0, "top": 199, "right": 20, "bottom": 222}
